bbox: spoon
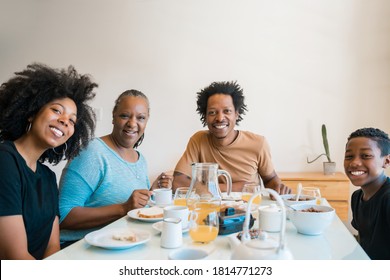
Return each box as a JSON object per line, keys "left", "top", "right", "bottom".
{"left": 295, "top": 183, "right": 302, "bottom": 202}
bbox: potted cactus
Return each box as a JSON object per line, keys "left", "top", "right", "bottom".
{"left": 307, "top": 124, "right": 336, "bottom": 175}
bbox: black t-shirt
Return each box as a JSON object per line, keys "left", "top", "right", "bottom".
{"left": 351, "top": 177, "right": 390, "bottom": 260}
{"left": 0, "top": 141, "right": 59, "bottom": 259}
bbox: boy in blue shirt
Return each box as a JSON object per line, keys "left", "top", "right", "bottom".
{"left": 344, "top": 127, "right": 390, "bottom": 259}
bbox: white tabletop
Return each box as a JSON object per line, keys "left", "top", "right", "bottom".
{"left": 46, "top": 197, "right": 369, "bottom": 260}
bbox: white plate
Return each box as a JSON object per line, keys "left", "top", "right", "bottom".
{"left": 127, "top": 209, "right": 163, "bottom": 222}
{"left": 84, "top": 228, "right": 151, "bottom": 250}
{"left": 152, "top": 221, "right": 189, "bottom": 233}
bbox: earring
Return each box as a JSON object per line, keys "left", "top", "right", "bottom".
{"left": 26, "top": 122, "right": 32, "bottom": 133}
{"left": 52, "top": 142, "right": 68, "bottom": 156}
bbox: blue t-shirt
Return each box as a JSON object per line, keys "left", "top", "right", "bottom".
{"left": 59, "top": 138, "right": 150, "bottom": 242}
{"left": 0, "top": 141, "right": 58, "bottom": 259}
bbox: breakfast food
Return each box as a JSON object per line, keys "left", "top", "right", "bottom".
{"left": 137, "top": 206, "right": 164, "bottom": 219}
{"left": 300, "top": 207, "right": 325, "bottom": 213}
{"left": 112, "top": 231, "right": 137, "bottom": 242}
{"left": 237, "top": 229, "right": 261, "bottom": 240}
{"left": 288, "top": 196, "right": 314, "bottom": 201}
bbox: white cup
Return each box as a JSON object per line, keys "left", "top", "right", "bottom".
{"left": 160, "top": 217, "right": 182, "bottom": 249}
{"left": 163, "top": 205, "right": 189, "bottom": 229}
{"left": 150, "top": 188, "right": 172, "bottom": 207}
{"left": 258, "top": 204, "right": 282, "bottom": 232}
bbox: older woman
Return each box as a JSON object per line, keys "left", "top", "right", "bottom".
{"left": 0, "top": 63, "right": 97, "bottom": 259}
{"left": 59, "top": 90, "right": 172, "bottom": 248}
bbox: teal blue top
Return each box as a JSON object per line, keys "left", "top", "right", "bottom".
{"left": 59, "top": 138, "right": 150, "bottom": 242}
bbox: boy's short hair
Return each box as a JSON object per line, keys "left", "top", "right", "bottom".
{"left": 348, "top": 127, "right": 390, "bottom": 156}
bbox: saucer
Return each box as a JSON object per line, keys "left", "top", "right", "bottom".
{"left": 147, "top": 201, "right": 173, "bottom": 208}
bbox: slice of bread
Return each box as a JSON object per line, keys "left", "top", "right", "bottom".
{"left": 137, "top": 206, "right": 163, "bottom": 219}
{"left": 112, "top": 231, "right": 137, "bottom": 242}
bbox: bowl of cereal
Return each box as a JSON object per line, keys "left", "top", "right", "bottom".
{"left": 280, "top": 194, "right": 317, "bottom": 207}
{"left": 281, "top": 194, "right": 318, "bottom": 220}
{"left": 289, "top": 204, "right": 335, "bottom": 235}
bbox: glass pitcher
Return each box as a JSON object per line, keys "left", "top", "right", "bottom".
{"left": 186, "top": 163, "right": 232, "bottom": 212}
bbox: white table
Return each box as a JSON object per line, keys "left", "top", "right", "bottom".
{"left": 46, "top": 197, "right": 369, "bottom": 260}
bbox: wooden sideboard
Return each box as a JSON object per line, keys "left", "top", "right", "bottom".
{"left": 278, "top": 172, "right": 350, "bottom": 222}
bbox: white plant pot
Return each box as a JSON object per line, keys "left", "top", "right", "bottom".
{"left": 323, "top": 162, "right": 336, "bottom": 175}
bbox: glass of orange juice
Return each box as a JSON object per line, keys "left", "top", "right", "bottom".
{"left": 242, "top": 182, "right": 262, "bottom": 205}
{"left": 189, "top": 201, "right": 219, "bottom": 243}
{"left": 173, "top": 187, "right": 189, "bottom": 206}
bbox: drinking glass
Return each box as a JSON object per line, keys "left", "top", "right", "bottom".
{"left": 173, "top": 187, "right": 189, "bottom": 206}
{"left": 189, "top": 201, "right": 219, "bottom": 243}
{"left": 242, "top": 182, "right": 262, "bottom": 205}
{"left": 302, "top": 187, "right": 322, "bottom": 205}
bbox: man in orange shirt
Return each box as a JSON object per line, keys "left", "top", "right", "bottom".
{"left": 173, "top": 81, "right": 290, "bottom": 194}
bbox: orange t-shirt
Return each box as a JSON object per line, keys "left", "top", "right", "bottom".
{"left": 174, "top": 130, "right": 275, "bottom": 184}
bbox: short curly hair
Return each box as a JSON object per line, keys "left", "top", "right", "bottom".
{"left": 196, "top": 81, "right": 247, "bottom": 127}
{"left": 348, "top": 127, "right": 390, "bottom": 157}
{"left": 0, "top": 63, "right": 98, "bottom": 164}
{"left": 112, "top": 89, "right": 150, "bottom": 149}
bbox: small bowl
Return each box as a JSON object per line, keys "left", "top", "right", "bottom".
{"left": 289, "top": 204, "right": 335, "bottom": 235}
{"left": 280, "top": 194, "right": 317, "bottom": 206}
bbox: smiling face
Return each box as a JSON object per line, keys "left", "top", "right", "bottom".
{"left": 31, "top": 97, "right": 77, "bottom": 149}
{"left": 111, "top": 96, "right": 149, "bottom": 149}
{"left": 344, "top": 137, "right": 390, "bottom": 187}
{"left": 206, "top": 94, "right": 239, "bottom": 145}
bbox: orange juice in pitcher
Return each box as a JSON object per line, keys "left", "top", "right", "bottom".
{"left": 189, "top": 201, "right": 219, "bottom": 243}
{"left": 189, "top": 225, "right": 219, "bottom": 243}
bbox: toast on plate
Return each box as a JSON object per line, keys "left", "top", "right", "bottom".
{"left": 112, "top": 231, "right": 137, "bottom": 242}
{"left": 137, "top": 206, "right": 163, "bottom": 219}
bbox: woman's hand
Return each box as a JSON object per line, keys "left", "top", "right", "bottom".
{"left": 124, "top": 189, "right": 152, "bottom": 210}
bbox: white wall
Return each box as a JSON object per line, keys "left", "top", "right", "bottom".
{"left": 1, "top": 0, "right": 390, "bottom": 230}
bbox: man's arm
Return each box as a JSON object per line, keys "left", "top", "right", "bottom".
{"left": 172, "top": 171, "right": 192, "bottom": 192}
{"left": 262, "top": 171, "right": 291, "bottom": 194}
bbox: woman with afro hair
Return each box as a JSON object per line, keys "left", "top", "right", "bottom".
{"left": 0, "top": 63, "right": 97, "bottom": 259}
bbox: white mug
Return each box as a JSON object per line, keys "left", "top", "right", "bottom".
{"left": 150, "top": 188, "right": 172, "bottom": 207}
{"left": 160, "top": 217, "right": 182, "bottom": 249}
{"left": 163, "top": 205, "right": 189, "bottom": 229}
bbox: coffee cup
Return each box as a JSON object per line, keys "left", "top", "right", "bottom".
{"left": 150, "top": 188, "right": 172, "bottom": 207}
{"left": 163, "top": 205, "right": 189, "bottom": 229}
